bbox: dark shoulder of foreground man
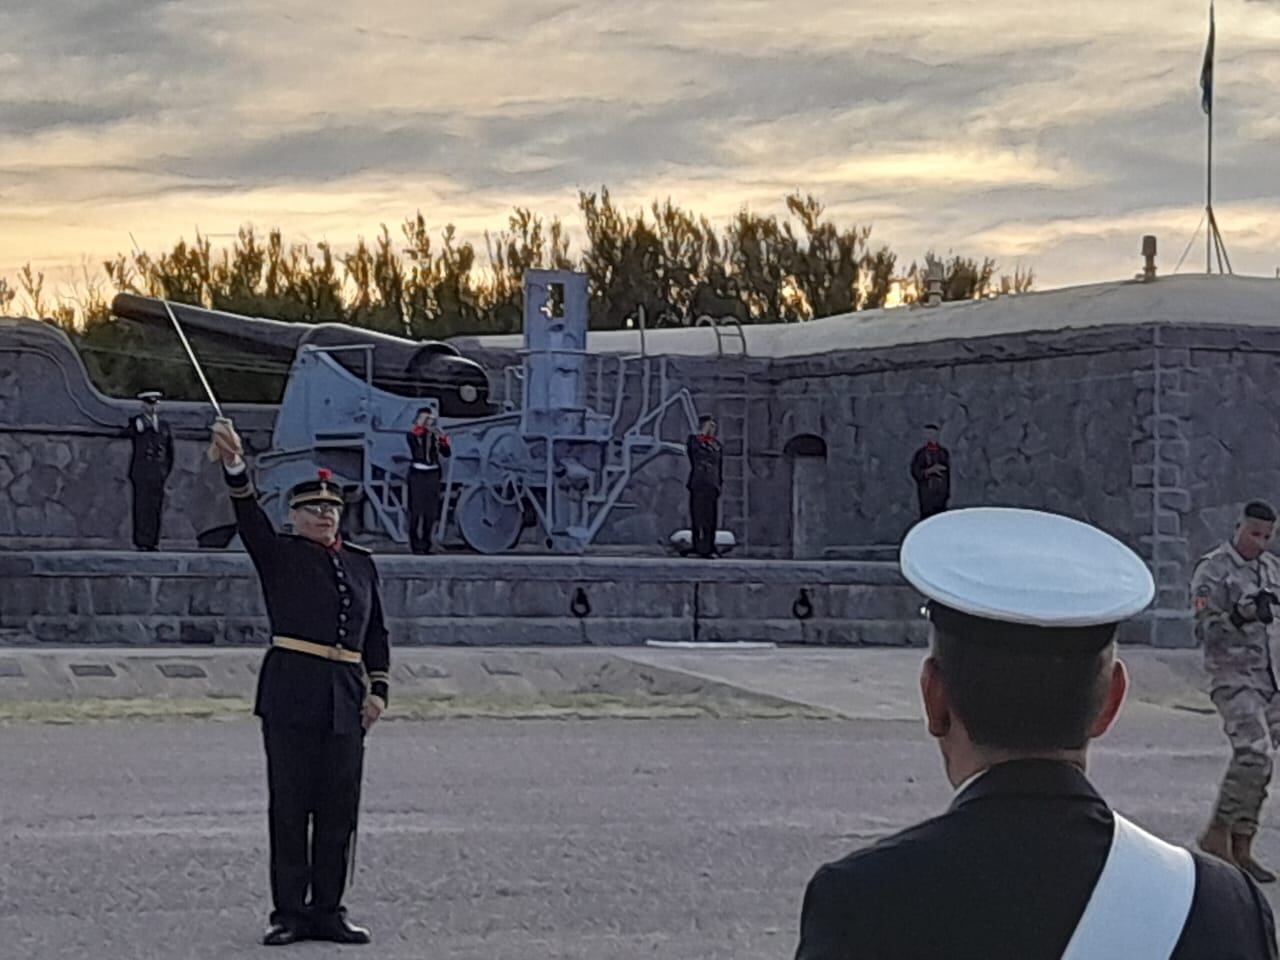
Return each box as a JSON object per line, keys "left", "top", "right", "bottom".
{"left": 795, "top": 830, "right": 1279, "bottom": 960}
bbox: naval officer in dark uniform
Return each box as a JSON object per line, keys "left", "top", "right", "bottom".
{"left": 794, "top": 507, "right": 1277, "bottom": 960}
{"left": 908, "top": 422, "right": 950, "bottom": 521}
{"left": 686, "top": 414, "right": 723, "bottom": 558}
{"left": 123, "top": 390, "right": 174, "bottom": 550}
{"left": 210, "top": 419, "right": 390, "bottom": 947}
{"left": 406, "top": 406, "right": 451, "bottom": 554}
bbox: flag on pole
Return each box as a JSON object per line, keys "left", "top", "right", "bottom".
{"left": 1200, "top": 2, "right": 1215, "bottom": 115}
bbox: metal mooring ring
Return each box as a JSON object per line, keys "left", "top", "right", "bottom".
{"left": 792, "top": 588, "right": 814, "bottom": 621}
{"left": 571, "top": 587, "right": 592, "bottom": 619}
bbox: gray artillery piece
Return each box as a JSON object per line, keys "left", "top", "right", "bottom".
{"left": 111, "top": 292, "right": 494, "bottom": 419}
{"left": 120, "top": 272, "right": 698, "bottom": 553}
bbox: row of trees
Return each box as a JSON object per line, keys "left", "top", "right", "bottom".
{"left": 2, "top": 191, "right": 1032, "bottom": 400}
{"left": 6, "top": 189, "right": 1032, "bottom": 338}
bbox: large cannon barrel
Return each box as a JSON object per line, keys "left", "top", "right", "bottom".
{"left": 110, "top": 294, "right": 494, "bottom": 418}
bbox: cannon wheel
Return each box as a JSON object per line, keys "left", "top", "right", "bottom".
{"left": 457, "top": 485, "right": 524, "bottom": 554}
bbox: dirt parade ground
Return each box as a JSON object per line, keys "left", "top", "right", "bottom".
{"left": 4, "top": 664, "right": 1280, "bottom": 960}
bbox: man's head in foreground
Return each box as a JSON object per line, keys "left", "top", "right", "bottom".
{"left": 900, "top": 508, "right": 1155, "bottom": 787}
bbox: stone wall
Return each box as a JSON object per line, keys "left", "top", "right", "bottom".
{"left": 478, "top": 331, "right": 1142, "bottom": 558}
{"left": 0, "top": 320, "right": 276, "bottom": 548}
{"left": 1178, "top": 325, "right": 1280, "bottom": 643}
{"left": 8, "top": 314, "right": 1279, "bottom": 647}
{"left": 0, "top": 553, "right": 927, "bottom": 648}
{"left": 461, "top": 324, "right": 1249, "bottom": 648}
{"left": 466, "top": 331, "right": 1149, "bottom": 560}
{"left": 5, "top": 319, "right": 1149, "bottom": 561}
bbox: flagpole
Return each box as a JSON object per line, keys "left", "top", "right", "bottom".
{"left": 1205, "top": 1, "right": 1213, "bottom": 274}
{"left": 1206, "top": 93, "right": 1212, "bottom": 275}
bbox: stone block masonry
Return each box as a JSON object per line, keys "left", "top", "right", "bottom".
{"left": 12, "top": 279, "right": 1280, "bottom": 649}
{"left": 0, "top": 552, "right": 930, "bottom": 648}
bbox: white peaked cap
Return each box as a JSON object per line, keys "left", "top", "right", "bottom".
{"left": 900, "top": 508, "right": 1154, "bottom": 628}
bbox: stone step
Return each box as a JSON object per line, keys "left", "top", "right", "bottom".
{"left": 0, "top": 551, "right": 925, "bottom": 648}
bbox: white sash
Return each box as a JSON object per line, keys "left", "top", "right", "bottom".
{"left": 1061, "top": 814, "right": 1195, "bottom": 960}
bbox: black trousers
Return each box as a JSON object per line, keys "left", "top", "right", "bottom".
{"left": 689, "top": 487, "right": 719, "bottom": 557}
{"left": 918, "top": 492, "right": 949, "bottom": 521}
{"left": 130, "top": 478, "right": 164, "bottom": 549}
{"left": 262, "top": 722, "right": 365, "bottom": 929}
{"left": 407, "top": 469, "right": 441, "bottom": 554}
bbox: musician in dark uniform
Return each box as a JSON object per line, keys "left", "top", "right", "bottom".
{"left": 909, "top": 422, "right": 950, "bottom": 521}
{"left": 123, "top": 390, "right": 174, "bottom": 550}
{"left": 210, "top": 419, "right": 390, "bottom": 947}
{"left": 794, "top": 508, "right": 1277, "bottom": 960}
{"left": 406, "top": 406, "right": 451, "bottom": 554}
{"left": 686, "top": 414, "right": 723, "bottom": 558}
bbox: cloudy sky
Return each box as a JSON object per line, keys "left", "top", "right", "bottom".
{"left": 2, "top": 0, "right": 1278, "bottom": 304}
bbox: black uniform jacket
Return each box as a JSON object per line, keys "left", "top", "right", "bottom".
{"left": 795, "top": 759, "right": 1277, "bottom": 960}
{"left": 226, "top": 467, "right": 391, "bottom": 734}
{"left": 407, "top": 426, "right": 452, "bottom": 467}
{"left": 125, "top": 415, "right": 174, "bottom": 482}
{"left": 686, "top": 433, "right": 724, "bottom": 493}
{"left": 909, "top": 444, "right": 950, "bottom": 501}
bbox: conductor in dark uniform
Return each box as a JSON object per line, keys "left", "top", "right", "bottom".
{"left": 794, "top": 507, "right": 1277, "bottom": 960}
{"left": 686, "top": 414, "right": 723, "bottom": 558}
{"left": 123, "top": 390, "right": 174, "bottom": 550}
{"left": 210, "top": 419, "right": 390, "bottom": 947}
{"left": 909, "top": 422, "right": 950, "bottom": 521}
{"left": 406, "top": 406, "right": 451, "bottom": 554}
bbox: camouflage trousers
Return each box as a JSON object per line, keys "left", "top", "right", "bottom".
{"left": 1210, "top": 684, "right": 1280, "bottom": 835}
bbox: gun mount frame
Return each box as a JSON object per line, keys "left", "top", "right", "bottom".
{"left": 241, "top": 270, "right": 697, "bottom": 553}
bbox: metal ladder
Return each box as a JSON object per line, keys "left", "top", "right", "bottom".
{"left": 696, "top": 317, "right": 750, "bottom": 555}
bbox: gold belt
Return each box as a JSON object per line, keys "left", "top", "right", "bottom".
{"left": 272, "top": 635, "right": 362, "bottom": 664}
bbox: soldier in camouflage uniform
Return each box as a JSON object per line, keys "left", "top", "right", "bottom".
{"left": 1192, "top": 499, "right": 1280, "bottom": 883}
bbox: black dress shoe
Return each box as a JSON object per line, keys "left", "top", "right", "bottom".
{"left": 311, "top": 914, "right": 371, "bottom": 945}
{"left": 262, "top": 922, "right": 303, "bottom": 946}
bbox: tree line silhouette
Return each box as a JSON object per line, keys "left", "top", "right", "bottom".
{"left": 0, "top": 189, "right": 1032, "bottom": 401}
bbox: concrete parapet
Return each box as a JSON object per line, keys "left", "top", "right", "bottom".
{"left": 0, "top": 551, "right": 926, "bottom": 648}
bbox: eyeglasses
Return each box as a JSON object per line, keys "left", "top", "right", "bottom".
{"left": 298, "top": 503, "right": 342, "bottom": 518}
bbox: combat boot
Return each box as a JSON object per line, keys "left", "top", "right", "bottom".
{"left": 1232, "top": 832, "right": 1277, "bottom": 883}
{"left": 1197, "top": 820, "right": 1236, "bottom": 863}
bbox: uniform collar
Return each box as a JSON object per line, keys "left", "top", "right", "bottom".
{"left": 288, "top": 533, "right": 343, "bottom": 553}
{"left": 953, "top": 767, "right": 990, "bottom": 795}
{"left": 1227, "top": 541, "right": 1259, "bottom": 567}
{"left": 950, "top": 758, "right": 1100, "bottom": 811}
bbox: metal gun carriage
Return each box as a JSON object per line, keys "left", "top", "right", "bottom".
{"left": 114, "top": 271, "right": 698, "bottom": 553}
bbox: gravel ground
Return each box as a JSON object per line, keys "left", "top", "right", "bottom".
{"left": 1, "top": 707, "right": 1276, "bottom": 960}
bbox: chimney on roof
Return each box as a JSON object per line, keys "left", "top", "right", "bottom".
{"left": 925, "top": 256, "right": 944, "bottom": 306}
{"left": 1140, "top": 235, "right": 1158, "bottom": 282}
